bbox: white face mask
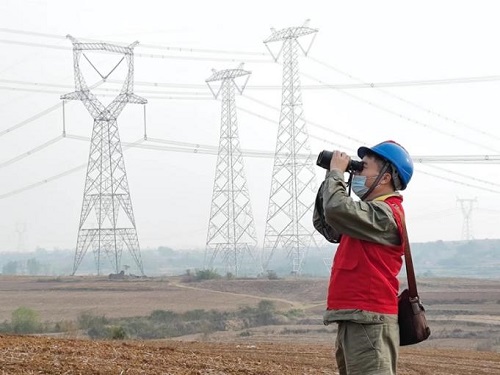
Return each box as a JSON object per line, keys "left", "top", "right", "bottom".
{"left": 351, "top": 175, "right": 369, "bottom": 198}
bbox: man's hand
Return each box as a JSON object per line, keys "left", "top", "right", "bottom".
{"left": 329, "top": 150, "right": 350, "bottom": 172}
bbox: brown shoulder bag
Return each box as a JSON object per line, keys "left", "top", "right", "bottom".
{"left": 397, "top": 212, "right": 431, "bottom": 346}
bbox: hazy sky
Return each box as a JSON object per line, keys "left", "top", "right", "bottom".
{"left": 0, "top": 0, "right": 499, "bottom": 253}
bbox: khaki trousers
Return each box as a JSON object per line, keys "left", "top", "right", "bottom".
{"left": 335, "top": 320, "right": 399, "bottom": 375}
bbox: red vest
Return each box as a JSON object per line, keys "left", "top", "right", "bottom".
{"left": 326, "top": 196, "right": 405, "bottom": 314}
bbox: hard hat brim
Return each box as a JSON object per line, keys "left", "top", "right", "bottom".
{"left": 357, "top": 146, "right": 373, "bottom": 159}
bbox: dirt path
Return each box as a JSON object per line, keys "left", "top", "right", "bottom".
{"left": 170, "top": 280, "right": 306, "bottom": 309}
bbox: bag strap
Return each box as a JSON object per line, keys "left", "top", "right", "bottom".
{"left": 392, "top": 205, "right": 419, "bottom": 299}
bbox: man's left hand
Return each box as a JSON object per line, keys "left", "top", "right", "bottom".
{"left": 330, "top": 150, "right": 350, "bottom": 172}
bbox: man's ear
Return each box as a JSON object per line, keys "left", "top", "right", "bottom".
{"left": 381, "top": 172, "right": 392, "bottom": 186}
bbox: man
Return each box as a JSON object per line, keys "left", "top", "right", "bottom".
{"left": 313, "top": 140, "right": 414, "bottom": 375}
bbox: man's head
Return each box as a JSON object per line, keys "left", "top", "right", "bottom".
{"left": 354, "top": 141, "right": 413, "bottom": 200}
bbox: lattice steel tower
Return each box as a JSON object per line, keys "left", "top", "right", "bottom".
{"left": 61, "top": 35, "right": 146, "bottom": 275}
{"left": 457, "top": 198, "right": 477, "bottom": 240}
{"left": 262, "top": 21, "right": 319, "bottom": 275}
{"left": 205, "top": 64, "right": 259, "bottom": 276}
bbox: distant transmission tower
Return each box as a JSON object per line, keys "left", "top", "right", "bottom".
{"left": 457, "top": 198, "right": 477, "bottom": 240}
{"left": 262, "top": 21, "right": 319, "bottom": 275}
{"left": 15, "top": 222, "right": 27, "bottom": 252}
{"left": 204, "top": 64, "right": 259, "bottom": 276}
{"left": 61, "top": 35, "right": 146, "bottom": 276}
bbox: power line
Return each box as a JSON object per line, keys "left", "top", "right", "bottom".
{"left": 301, "top": 71, "right": 500, "bottom": 154}
{"left": 0, "top": 138, "right": 145, "bottom": 200}
{"left": 239, "top": 100, "right": 500, "bottom": 164}
{"left": 5, "top": 28, "right": 500, "bottom": 89}
{"left": 241, "top": 95, "right": 366, "bottom": 146}
{"left": 0, "top": 84, "right": 213, "bottom": 101}
{"left": 0, "top": 102, "right": 62, "bottom": 137}
{"left": 0, "top": 28, "right": 67, "bottom": 40}
{"left": 238, "top": 102, "right": 500, "bottom": 193}
{"left": 419, "top": 163, "right": 500, "bottom": 188}
{"left": 476, "top": 207, "right": 500, "bottom": 214}
{"left": 308, "top": 57, "right": 500, "bottom": 143}
{"left": 130, "top": 133, "right": 500, "bottom": 166}
{"left": 1, "top": 132, "right": 498, "bottom": 201}
{"left": 0, "top": 135, "right": 63, "bottom": 168}
{"left": 114, "top": 76, "right": 500, "bottom": 90}
{"left": 0, "top": 38, "right": 272, "bottom": 64}
{"left": 411, "top": 208, "right": 458, "bottom": 221}
{"left": 0, "top": 81, "right": 103, "bottom": 138}
{"left": 0, "top": 163, "right": 86, "bottom": 200}
{"left": 0, "top": 28, "right": 268, "bottom": 56}
{"left": 0, "top": 78, "right": 71, "bottom": 89}
{"left": 0, "top": 78, "right": 213, "bottom": 96}
{"left": 416, "top": 167, "right": 500, "bottom": 194}
{"left": 0, "top": 85, "right": 65, "bottom": 95}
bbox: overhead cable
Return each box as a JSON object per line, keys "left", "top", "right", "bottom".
{"left": 0, "top": 38, "right": 272, "bottom": 64}
{"left": 238, "top": 102, "right": 500, "bottom": 191}
{"left": 240, "top": 97, "right": 366, "bottom": 146}
{"left": 0, "top": 80, "right": 103, "bottom": 137}
{"left": 0, "top": 138, "right": 144, "bottom": 200}
{"left": 415, "top": 167, "right": 500, "bottom": 194}
{"left": 301, "top": 71, "right": 500, "bottom": 154}
{"left": 0, "top": 84, "right": 212, "bottom": 100}
{"left": 116, "top": 76, "right": 500, "bottom": 91}
{"left": 0, "top": 102, "right": 62, "bottom": 137}
{"left": 0, "top": 27, "right": 268, "bottom": 56}
{"left": 1, "top": 133, "right": 498, "bottom": 200}
{"left": 309, "top": 57, "right": 500, "bottom": 142}
{"left": 0, "top": 135, "right": 64, "bottom": 168}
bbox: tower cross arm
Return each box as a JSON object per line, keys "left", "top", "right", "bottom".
{"left": 65, "top": 35, "right": 137, "bottom": 55}
{"left": 121, "top": 93, "right": 148, "bottom": 105}
{"left": 264, "top": 26, "right": 318, "bottom": 43}
{"left": 206, "top": 66, "right": 251, "bottom": 82}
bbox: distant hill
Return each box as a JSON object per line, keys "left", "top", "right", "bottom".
{"left": 0, "top": 239, "right": 499, "bottom": 278}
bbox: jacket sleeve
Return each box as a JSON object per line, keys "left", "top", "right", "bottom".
{"left": 321, "top": 170, "right": 400, "bottom": 246}
{"left": 313, "top": 180, "right": 342, "bottom": 243}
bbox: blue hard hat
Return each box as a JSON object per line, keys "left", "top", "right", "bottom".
{"left": 357, "top": 140, "right": 414, "bottom": 190}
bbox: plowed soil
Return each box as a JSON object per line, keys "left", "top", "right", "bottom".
{"left": 1, "top": 335, "right": 499, "bottom": 375}
{"left": 1, "top": 276, "right": 499, "bottom": 374}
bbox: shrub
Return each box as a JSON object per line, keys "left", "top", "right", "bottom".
{"left": 182, "top": 309, "right": 206, "bottom": 321}
{"left": 0, "top": 320, "right": 12, "bottom": 333}
{"left": 109, "top": 325, "right": 127, "bottom": 340}
{"left": 195, "top": 269, "right": 221, "bottom": 281}
{"left": 256, "top": 300, "right": 276, "bottom": 325}
{"left": 266, "top": 270, "right": 279, "bottom": 280}
{"left": 149, "top": 310, "right": 178, "bottom": 323}
{"left": 12, "top": 307, "right": 40, "bottom": 334}
{"left": 77, "top": 311, "right": 108, "bottom": 330}
{"left": 284, "top": 309, "right": 305, "bottom": 318}
{"left": 77, "top": 311, "right": 109, "bottom": 339}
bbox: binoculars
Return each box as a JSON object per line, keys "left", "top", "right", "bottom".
{"left": 316, "top": 150, "right": 364, "bottom": 172}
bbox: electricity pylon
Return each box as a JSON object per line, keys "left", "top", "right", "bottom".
{"left": 262, "top": 21, "right": 319, "bottom": 275}
{"left": 457, "top": 198, "right": 477, "bottom": 240}
{"left": 205, "top": 64, "right": 259, "bottom": 276}
{"left": 61, "top": 35, "right": 146, "bottom": 276}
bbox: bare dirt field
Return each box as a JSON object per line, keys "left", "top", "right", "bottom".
{"left": 1, "top": 335, "right": 499, "bottom": 374}
{"left": 0, "top": 275, "right": 499, "bottom": 373}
